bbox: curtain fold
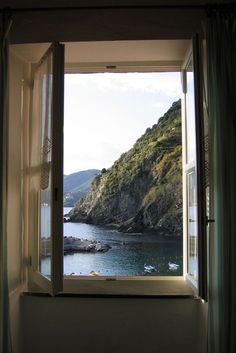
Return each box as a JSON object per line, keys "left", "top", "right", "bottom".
{"left": 0, "top": 12, "right": 12, "bottom": 353}
{"left": 207, "top": 9, "right": 236, "bottom": 353}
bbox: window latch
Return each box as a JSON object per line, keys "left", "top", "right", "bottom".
{"left": 206, "top": 216, "right": 215, "bottom": 225}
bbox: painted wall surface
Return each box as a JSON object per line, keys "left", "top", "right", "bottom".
{"left": 0, "top": 5, "right": 205, "bottom": 44}
{"left": 21, "top": 295, "right": 206, "bottom": 353}
{"left": 8, "top": 52, "right": 24, "bottom": 292}
{"left": 8, "top": 51, "right": 30, "bottom": 353}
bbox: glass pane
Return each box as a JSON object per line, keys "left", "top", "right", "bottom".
{"left": 186, "top": 58, "right": 196, "bottom": 163}
{"left": 39, "top": 183, "right": 52, "bottom": 277}
{"left": 187, "top": 170, "right": 198, "bottom": 282}
{"left": 35, "top": 52, "right": 53, "bottom": 278}
{"left": 29, "top": 43, "right": 64, "bottom": 294}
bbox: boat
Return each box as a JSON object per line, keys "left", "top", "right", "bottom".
{"left": 89, "top": 270, "right": 99, "bottom": 276}
{"left": 168, "top": 262, "right": 180, "bottom": 271}
{"left": 144, "top": 264, "right": 156, "bottom": 273}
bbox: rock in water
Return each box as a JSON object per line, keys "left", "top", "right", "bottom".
{"left": 41, "top": 237, "right": 111, "bottom": 257}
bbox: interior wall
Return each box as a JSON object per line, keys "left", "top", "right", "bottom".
{"left": 0, "top": 0, "right": 213, "bottom": 7}
{"left": 8, "top": 50, "right": 30, "bottom": 353}
{"left": 197, "top": 301, "right": 208, "bottom": 353}
{"left": 5, "top": 5, "right": 209, "bottom": 353}
{"left": 9, "top": 8, "right": 205, "bottom": 44}
{"left": 8, "top": 52, "right": 23, "bottom": 293}
{"left": 21, "top": 295, "right": 206, "bottom": 353}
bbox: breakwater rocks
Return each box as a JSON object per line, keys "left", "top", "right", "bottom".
{"left": 41, "top": 236, "right": 111, "bottom": 257}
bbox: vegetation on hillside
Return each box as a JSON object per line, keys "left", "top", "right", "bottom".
{"left": 70, "top": 100, "right": 182, "bottom": 235}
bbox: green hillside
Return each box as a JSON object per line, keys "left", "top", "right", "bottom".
{"left": 70, "top": 100, "right": 182, "bottom": 235}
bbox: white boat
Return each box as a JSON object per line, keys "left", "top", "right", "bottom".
{"left": 168, "top": 262, "right": 180, "bottom": 271}
{"left": 144, "top": 264, "right": 156, "bottom": 273}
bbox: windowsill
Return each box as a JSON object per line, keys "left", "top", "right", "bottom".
{"left": 61, "top": 276, "right": 196, "bottom": 297}
{"left": 28, "top": 271, "right": 196, "bottom": 297}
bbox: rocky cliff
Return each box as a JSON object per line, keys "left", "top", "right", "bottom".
{"left": 69, "top": 100, "right": 182, "bottom": 235}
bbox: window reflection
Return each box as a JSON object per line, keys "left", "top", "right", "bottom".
{"left": 36, "top": 56, "right": 53, "bottom": 278}
{"left": 187, "top": 170, "right": 198, "bottom": 281}
{"left": 186, "top": 59, "right": 196, "bottom": 163}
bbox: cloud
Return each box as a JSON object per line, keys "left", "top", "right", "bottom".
{"left": 66, "top": 72, "right": 181, "bottom": 99}
{"left": 64, "top": 72, "right": 182, "bottom": 174}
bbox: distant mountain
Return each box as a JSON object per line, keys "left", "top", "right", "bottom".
{"left": 63, "top": 169, "right": 100, "bottom": 207}
{"left": 69, "top": 100, "right": 182, "bottom": 235}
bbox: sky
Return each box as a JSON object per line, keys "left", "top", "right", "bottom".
{"left": 64, "top": 72, "right": 181, "bottom": 175}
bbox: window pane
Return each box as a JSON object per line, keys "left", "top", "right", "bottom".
{"left": 187, "top": 169, "right": 198, "bottom": 282}
{"left": 39, "top": 57, "right": 53, "bottom": 278}
{"left": 186, "top": 59, "right": 196, "bottom": 163}
{"left": 29, "top": 43, "right": 64, "bottom": 294}
{"left": 30, "top": 52, "right": 53, "bottom": 278}
{"left": 40, "top": 183, "right": 52, "bottom": 277}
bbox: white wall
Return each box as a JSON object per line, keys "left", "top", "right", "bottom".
{"left": 8, "top": 52, "right": 23, "bottom": 293}
{"left": 8, "top": 51, "right": 30, "bottom": 353}
{"left": 21, "top": 295, "right": 206, "bottom": 353}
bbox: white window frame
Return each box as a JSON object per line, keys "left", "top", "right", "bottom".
{"left": 27, "top": 39, "right": 206, "bottom": 298}
{"left": 28, "top": 42, "right": 64, "bottom": 295}
{"left": 181, "top": 37, "right": 207, "bottom": 300}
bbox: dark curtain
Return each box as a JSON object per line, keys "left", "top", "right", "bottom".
{"left": 207, "top": 7, "right": 236, "bottom": 353}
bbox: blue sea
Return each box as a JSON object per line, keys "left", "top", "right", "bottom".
{"left": 41, "top": 207, "right": 183, "bottom": 277}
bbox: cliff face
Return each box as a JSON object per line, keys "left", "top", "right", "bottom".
{"left": 69, "top": 100, "right": 182, "bottom": 235}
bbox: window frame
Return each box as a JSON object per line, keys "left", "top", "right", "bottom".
{"left": 26, "top": 39, "right": 206, "bottom": 298}
{"left": 28, "top": 42, "right": 64, "bottom": 296}
{"left": 181, "top": 36, "right": 207, "bottom": 300}
{"left": 62, "top": 66, "right": 187, "bottom": 296}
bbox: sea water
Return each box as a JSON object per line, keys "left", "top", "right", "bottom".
{"left": 41, "top": 207, "right": 182, "bottom": 276}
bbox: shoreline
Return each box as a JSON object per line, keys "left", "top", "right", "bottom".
{"left": 64, "top": 214, "right": 182, "bottom": 238}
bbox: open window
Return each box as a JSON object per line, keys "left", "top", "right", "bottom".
{"left": 23, "top": 39, "right": 206, "bottom": 296}
{"left": 28, "top": 42, "right": 64, "bottom": 295}
{"left": 182, "top": 36, "right": 207, "bottom": 299}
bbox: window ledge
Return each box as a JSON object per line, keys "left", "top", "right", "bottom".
{"left": 62, "top": 276, "right": 195, "bottom": 297}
